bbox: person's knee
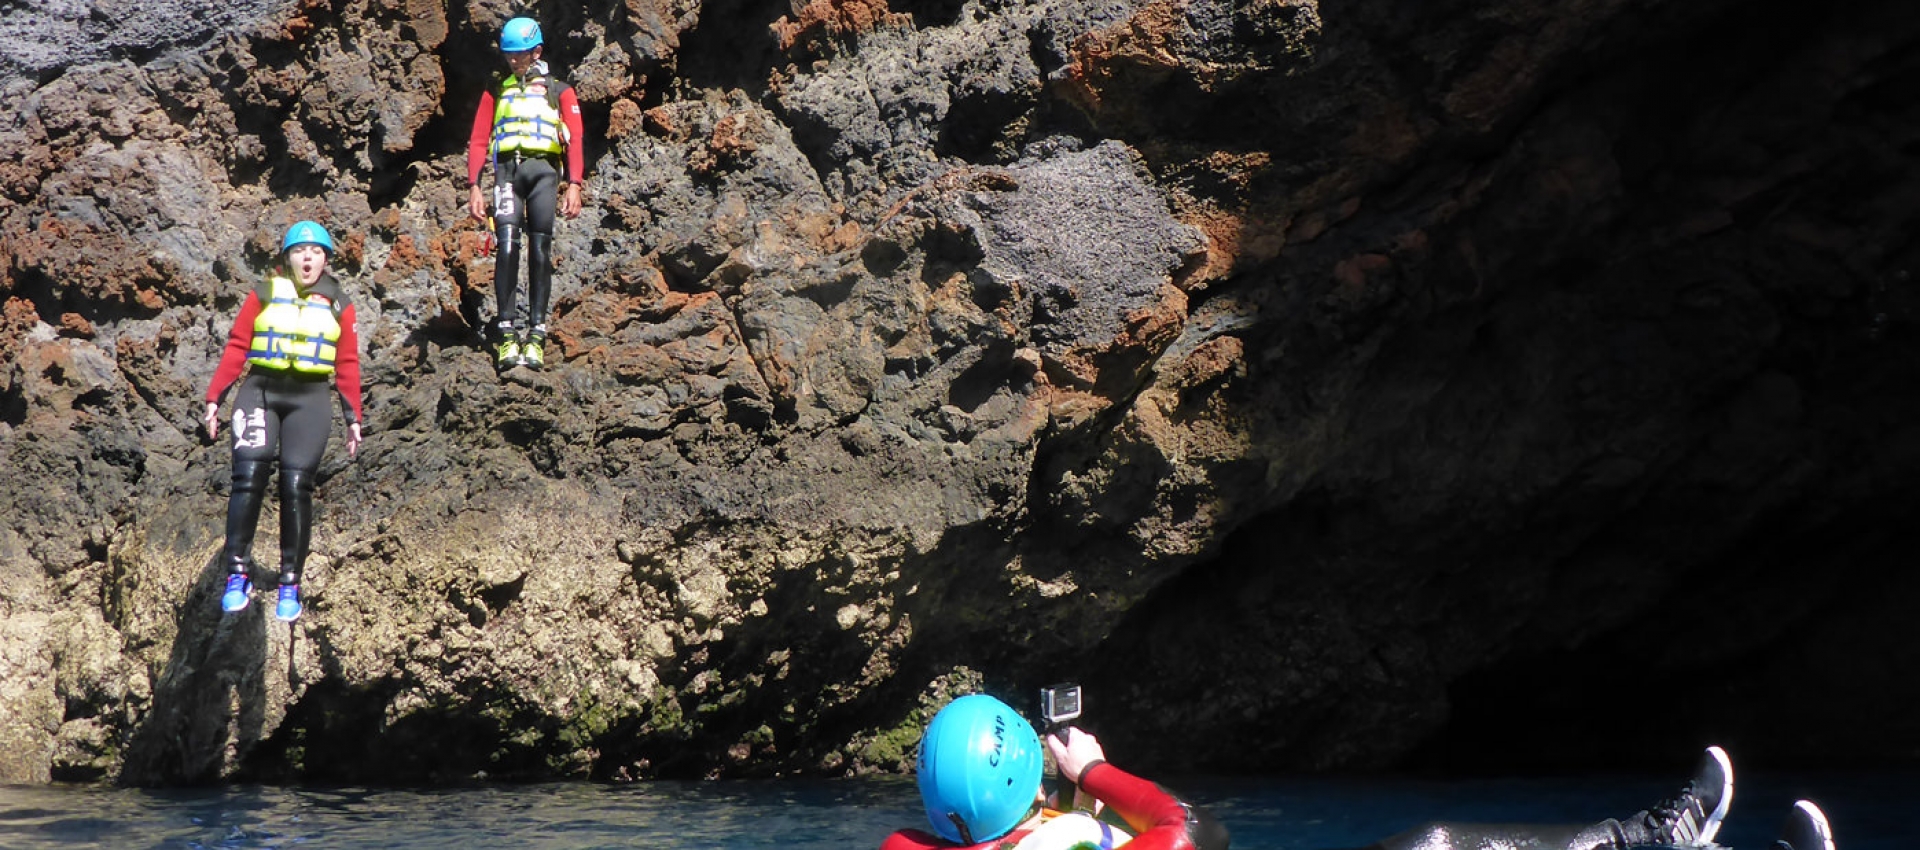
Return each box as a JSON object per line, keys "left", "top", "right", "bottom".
{"left": 280, "top": 468, "right": 315, "bottom": 501}
{"left": 232, "top": 459, "right": 272, "bottom": 493}
{"left": 524, "top": 233, "right": 554, "bottom": 292}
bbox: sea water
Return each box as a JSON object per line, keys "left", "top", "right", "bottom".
{"left": 0, "top": 770, "right": 1911, "bottom": 849}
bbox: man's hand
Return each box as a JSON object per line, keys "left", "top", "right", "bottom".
{"left": 468, "top": 184, "right": 487, "bottom": 220}
{"left": 347, "top": 422, "right": 363, "bottom": 457}
{"left": 1045, "top": 726, "right": 1108, "bottom": 785}
{"left": 203, "top": 402, "right": 219, "bottom": 440}
{"left": 561, "top": 183, "right": 583, "bottom": 219}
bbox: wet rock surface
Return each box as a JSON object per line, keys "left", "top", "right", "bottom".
{"left": 1, "top": 0, "right": 1916, "bottom": 784}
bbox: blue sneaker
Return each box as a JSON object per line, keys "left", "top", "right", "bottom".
{"left": 275, "top": 584, "right": 302, "bottom": 622}
{"left": 220, "top": 574, "right": 252, "bottom": 613}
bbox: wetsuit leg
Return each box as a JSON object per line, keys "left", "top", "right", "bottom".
{"left": 221, "top": 379, "right": 279, "bottom": 574}
{"left": 525, "top": 231, "right": 552, "bottom": 335}
{"left": 222, "top": 460, "right": 272, "bottom": 574}
{"left": 1609, "top": 809, "right": 1669, "bottom": 846}
{"left": 516, "top": 159, "right": 560, "bottom": 336}
{"left": 1357, "top": 819, "right": 1632, "bottom": 850}
{"left": 492, "top": 158, "right": 526, "bottom": 338}
{"left": 272, "top": 379, "right": 334, "bottom": 586}
{"left": 492, "top": 222, "right": 523, "bottom": 339}
{"left": 277, "top": 469, "right": 314, "bottom": 585}
{"left": 519, "top": 159, "right": 559, "bottom": 235}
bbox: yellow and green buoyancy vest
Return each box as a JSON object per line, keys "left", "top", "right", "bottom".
{"left": 248, "top": 274, "right": 345, "bottom": 374}
{"left": 491, "top": 72, "right": 569, "bottom": 156}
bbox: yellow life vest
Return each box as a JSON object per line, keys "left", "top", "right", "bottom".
{"left": 247, "top": 275, "right": 343, "bottom": 375}
{"left": 491, "top": 73, "right": 569, "bottom": 156}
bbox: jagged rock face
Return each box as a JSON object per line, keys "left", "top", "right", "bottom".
{"left": 1, "top": 0, "right": 1915, "bottom": 785}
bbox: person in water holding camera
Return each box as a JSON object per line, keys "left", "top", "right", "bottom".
{"left": 880, "top": 688, "right": 1838, "bottom": 850}
{"left": 880, "top": 689, "right": 1231, "bottom": 850}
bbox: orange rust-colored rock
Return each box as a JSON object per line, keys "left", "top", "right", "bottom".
{"left": 396, "top": 234, "right": 433, "bottom": 276}
{"left": 772, "top": 0, "right": 913, "bottom": 51}
{"left": 0, "top": 297, "right": 39, "bottom": 368}
{"left": 1178, "top": 206, "right": 1285, "bottom": 287}
{"left": 1058, "top": 0, "right": 1189, "bottom": 116}
{"left": 609, "top": 98, "right": 646, "bottom": 139}
{"left": 690, "top": 112, "right": 763, "bottom": 175}
{"left": 58, "top": 313, "right": 95, "bottom": 338}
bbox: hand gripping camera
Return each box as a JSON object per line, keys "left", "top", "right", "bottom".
{"left": 1039, "top": 683, "right": 1088, "bottom": 811}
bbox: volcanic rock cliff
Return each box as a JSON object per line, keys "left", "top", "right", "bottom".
{"left": 1, "top": 0, "right": 1915, "bottom": 785}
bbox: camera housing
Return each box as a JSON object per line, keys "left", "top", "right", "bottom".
{"left": 1040, "top": 683, "right": 1082, "bottom": 729}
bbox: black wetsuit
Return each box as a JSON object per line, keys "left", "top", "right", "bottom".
{"left": 490, "top": 154, "right": 561, "bottom": 338}
{"left": 1355, "top": 810, "right": 1678, "bottom": 850}
{"left": 205, "top": 272, "right": 362, "bottom": 587}
{"left": 465, "top": 66, "right": 585, "bottom": 346}
{"left": 223, "top": 371, "right": 334, "bottom": 585}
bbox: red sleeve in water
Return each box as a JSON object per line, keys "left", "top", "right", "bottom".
{"left": 1078, "top": 762, "right": 1201, "bottom": 850}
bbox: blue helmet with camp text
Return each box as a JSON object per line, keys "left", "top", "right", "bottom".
{"left": 916, "top": 694, "right": 1043, "bottom": 844}
{"left": 281, "top": 220, "right": 335, "bottom": 255}
{"left": 500, "top": 17, "right": 543, "bottom": 52}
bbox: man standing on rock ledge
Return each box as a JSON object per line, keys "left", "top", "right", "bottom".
{"left": 466, "top": 15, "right": 586, "bottom": 371}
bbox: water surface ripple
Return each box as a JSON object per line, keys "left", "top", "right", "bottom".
{"left": 0, "top": 771, "right": 1909, "bottom": 849}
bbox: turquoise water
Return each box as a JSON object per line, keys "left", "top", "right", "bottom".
{"left": 0, "top": 771, "right": 1910, "bottom": 849}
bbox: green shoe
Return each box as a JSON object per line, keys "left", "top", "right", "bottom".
{"left": 520, "top": 336, "right": 545, "bottom": 369}
{"left": 495, "top": 337, "right": 522, "bottom": 368}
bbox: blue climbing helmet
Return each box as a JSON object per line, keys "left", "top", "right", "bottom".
{"left": 281, "top": 220, "right": 335, "bottom": 255}
{"left": 916, "top": 694, "right": 1044, "bottom": 844}
{"left": 500, "top": 17, "right": 543, "bottom": 52}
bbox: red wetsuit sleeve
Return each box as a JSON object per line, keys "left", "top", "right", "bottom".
{"left": 333, "top": 303, "right": 363, "bottom": 424}
{"left": 205, "top": 292, "right": 262, "bottom": 404}
{"left": 560, "top": 86, "right": 585, "bottom": 183}
{"left": 878, "top": 828, "right": 951, "bottom": 850}
{"left": 467, "top": 90, "right": 497, "bottom": 186}
{"left": 1078, "top": 762, "right": 1205, "bottom": 850}
{"left": 876, "top": 764, "right": 1220, "bottom": 850}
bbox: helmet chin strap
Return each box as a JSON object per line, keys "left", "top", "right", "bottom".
{"left": 948, "top": 813, "right": 974, "bottom": 845}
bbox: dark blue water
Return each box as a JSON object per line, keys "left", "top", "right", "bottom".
{"left": 0, "top": 771, "right": 1910, "bottom": 849}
